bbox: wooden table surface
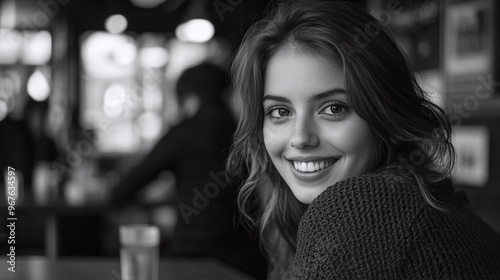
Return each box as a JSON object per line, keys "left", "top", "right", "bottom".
{"left": 0, "top": 256, "right": 256, "bottom": 280}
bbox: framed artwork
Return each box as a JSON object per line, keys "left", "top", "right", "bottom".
{"left": 443, "top": 0, "right": 495, "bottom": 98}
{"left": 452, "top": 125, "right": 489, "bottom": 187}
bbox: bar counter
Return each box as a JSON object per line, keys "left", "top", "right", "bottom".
{"left": 1, "top": 256, "right": 255, "bottom": 280}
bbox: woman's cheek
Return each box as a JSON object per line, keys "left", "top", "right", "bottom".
{"left": 263, "top": 124, "right": 285, "bottom": 156}
{"left": 263, "top": 126, "right": 275, "bottom": 152}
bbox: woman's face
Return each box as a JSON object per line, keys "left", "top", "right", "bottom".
{"left": 263, "top": 50, "right": 377, "bottom": 204}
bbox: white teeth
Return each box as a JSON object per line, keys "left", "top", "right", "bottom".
{"left": 292, "top": 159, "right": 336, "bottom": 173}
{"left": 307, "top": 162, "right": 314, "bottom": 172}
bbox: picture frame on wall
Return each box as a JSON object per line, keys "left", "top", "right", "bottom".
{"left": 451, "top": 125, "right": 490, "bottom": 187}
{"left": 443, "top": 0, "right": 498, "bottom": 107}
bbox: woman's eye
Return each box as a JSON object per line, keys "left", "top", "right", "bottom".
{"left": 321, "top": 104, "right": 345, "bottom": 115}
{"left": 268, "top": 107, "right": 291, "bottom": 118}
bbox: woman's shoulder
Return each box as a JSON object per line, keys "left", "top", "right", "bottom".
{"left": 301, "top": 170, "right": 494, "bottom": 236}
{"left": 294, "top": 171, "right": 426, "bottom": 278}
{"left": 297, "top": 171, "right": 426, "bottom": 256}
{"left": 294, "top": 171, "right": 500, "bottom": 278}
{"left": 320, "top": 169, "right": 417, "bottom": 194}
{"left": 307, "top": 171, "right": 423, "bottom": 217}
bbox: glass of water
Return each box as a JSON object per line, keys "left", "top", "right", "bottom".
{"left": 119, "top": 224, "right": 160, "bottom": 280}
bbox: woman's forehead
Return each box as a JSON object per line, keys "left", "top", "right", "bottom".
{"left": 263, "top": 51, "right": 345, "bottom": 98}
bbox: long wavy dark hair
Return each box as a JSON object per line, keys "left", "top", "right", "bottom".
{"left": 227, "top": 1, "right": 455, "bottom": 277}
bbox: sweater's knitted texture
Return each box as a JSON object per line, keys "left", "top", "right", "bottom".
{"left": 292, "top": 172, "right": 500, "bottom": 279}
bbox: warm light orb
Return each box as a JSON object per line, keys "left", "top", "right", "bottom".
{"left": 175, "top": 19, "right": 214, "bottom": 43}
{"left": 139, "top": 47, "right": 169, "bottom": 68}
{"left": 105, "top": 14, "right": 128, "bottom": 34}
{"left": 27, "top": 70, "right": 50, "bottom": 101}
{"left": 22, "top": 31, "right": 52, "bottom": 65}
{"left": 103, "top": 84, "right": 126, "bottom": 117}
{"left": 113, "top": 42, "right": 137, "bottom": 65}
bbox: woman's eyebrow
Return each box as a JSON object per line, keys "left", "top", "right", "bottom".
{"left": 263, "top": 89, "right": 346, "bottom": 103}
{"left": 262, "top": 95, "right": 290, "bottom": 103}
{"left": 308, "top": 89, "right": 346, "bottom": 102}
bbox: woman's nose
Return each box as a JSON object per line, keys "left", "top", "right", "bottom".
{"left": 289, "top": 116, "right": 319, "bottom": 149}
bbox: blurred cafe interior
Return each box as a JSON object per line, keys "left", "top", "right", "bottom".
{"left": 0, "top": 0, "right": 500, "bottom": 278}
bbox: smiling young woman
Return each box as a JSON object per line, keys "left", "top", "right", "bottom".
{"left": 262, "top": 50, "right": 377, "bottom": 205}
{"left": 227, "top": 1, "right": 500, "bottom": 279}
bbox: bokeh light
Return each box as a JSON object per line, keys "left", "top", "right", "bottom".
{"left": 139, "top": 47, "right": 169, "bottom": 68}
{"left": 21, "top": 31, "right": 52, "bottom": 65}
{"left": 103, "top": 84, "right": 126, "bottom": 117}
{"left": 175, "top": 19, "right": 214, "bottom": 43}
{"left": 27, "top": 69, "right": 50, "bottom": 101}
{"left": 105, "top": 14, "right": 128, "bottom": 34}
{"left": 113, "top": 42, "right": 137, "bottom": 65}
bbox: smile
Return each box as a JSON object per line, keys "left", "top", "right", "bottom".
{"left": 292, "top": 159, "right": 337, "bottom": 173}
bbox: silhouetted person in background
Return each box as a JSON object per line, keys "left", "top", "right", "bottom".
{"left": 0, "top": 98, "right": 59, "bottom": 204}
{"left": 24, "top": 100, "right": 58, "bottom": 166}
{"left": 24, "top": 100, "right": 59, "bottom": 205}
{"left": 0, "top": 90, "right": 34, "bottom": 203}
{"left": 111, "top": 62, "right": 267, "bottom": 279}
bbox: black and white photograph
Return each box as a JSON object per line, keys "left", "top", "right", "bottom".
{"left": 0, "top": 0, "right": 499, "bottom": 279}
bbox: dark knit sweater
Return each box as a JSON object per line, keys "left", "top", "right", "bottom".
{"left": 292, "top": 171, "right": 500, "bottom": 279}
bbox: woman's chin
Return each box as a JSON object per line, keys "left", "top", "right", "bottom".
{"left": 290, "top": 188, "right": 322, "bottom": 205}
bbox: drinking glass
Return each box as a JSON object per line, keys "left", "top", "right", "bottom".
{"left": 119, "top": 224, "right": 160, "bottom": 280}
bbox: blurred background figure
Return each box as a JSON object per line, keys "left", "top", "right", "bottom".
{"left": 0, "top": 72, "right": 34, "bottom": 203}
{"left": 0, "top": 91, "right": 59, "bottom": 205}
{"left": 110, "top": 62, "right": 267, "bottom": 279}
{"left": 0, "top": 72, "right": 60, "bottom": 255}
{"left": 24, "top": 99, "right": 59, "bottom": 205}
